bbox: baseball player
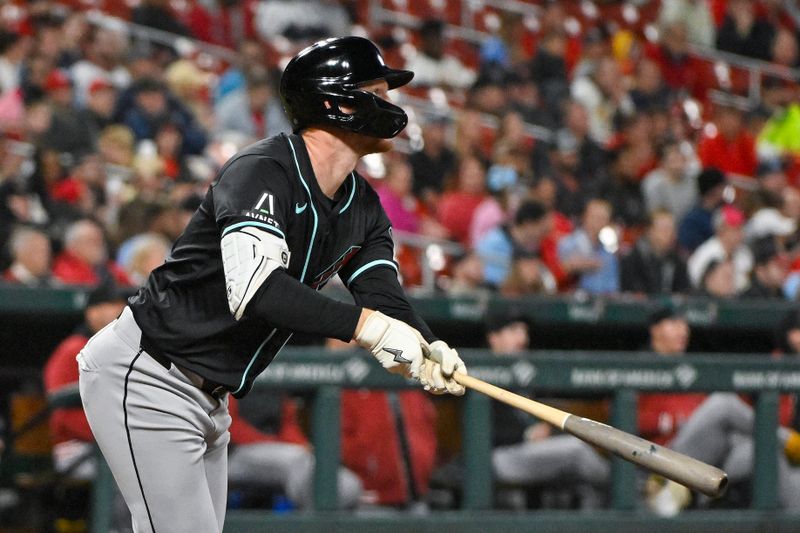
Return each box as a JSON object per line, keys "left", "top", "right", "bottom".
{"left": 78, "top": 36, "right": 467, "bottom": 533}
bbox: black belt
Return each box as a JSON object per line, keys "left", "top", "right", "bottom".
{"left": 144, "top": 348, "right": 228, "bottom": 400}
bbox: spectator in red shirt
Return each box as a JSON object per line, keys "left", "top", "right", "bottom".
{"left": 638, "top": 307, "right": 707, "bottom": 447}
{"left": 43, "top": 282, "right": 134, "bottom": 479}
{"left": 437, "top": 155, "right": 487, "bottom": 245}
{"left": 644, "top": 22, "right": 706, "bottom": 98}
{"left": 650, "top": 307, "right": 800, "bottom": 515}
{"left": 52, "top": 219, "right": 131, "bottom": 287}
{"left": 697, "top": 97, "right": 757, "bottom": 178}
{"left": 330, "top": 338, "right": 438, "bottom": 508}
{"left": 2, "top": 225, "right": 54, "bottom": 287}
{"left": 43, "top": 281, "right": 133, "bottom": 528}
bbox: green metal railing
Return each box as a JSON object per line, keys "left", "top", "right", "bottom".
{"left": 65, "top": 348, "right": 800, "bottom": 532}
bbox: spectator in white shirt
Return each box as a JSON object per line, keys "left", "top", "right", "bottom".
{"left": 688, "top": 205, "right": 753, "bottom": 293}
{"left": 405, "top": 19, "right": 476, "bottom": 90}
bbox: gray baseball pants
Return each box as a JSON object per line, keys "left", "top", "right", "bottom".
{"left": 492, "top": 433, "right": 610, "bottom": 507}
{"left": 79, "top": 307, "right": 231, "bottom": 533}
{"left": 669, "top": 392, "right": 800, "bottom": 509}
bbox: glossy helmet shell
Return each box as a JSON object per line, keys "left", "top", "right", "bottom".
{"left": 279, "top": 36, "right": 413, "bottom": 139}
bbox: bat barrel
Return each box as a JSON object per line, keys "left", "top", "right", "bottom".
{"left": 564, "top": 416, "right": 728, "bottom": 498}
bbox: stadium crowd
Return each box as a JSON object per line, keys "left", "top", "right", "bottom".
{"left": 5, "top": 0, "right": 800, "bottom": 524}
{"left": 2, "top": 0, "right": 800, "bottom": 301}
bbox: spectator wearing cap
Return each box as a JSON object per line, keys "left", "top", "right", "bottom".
{"left": 468, "top": 65, "right": 509, "bottom": 117}
{"left": 488, "top": 309, "right": 610, "bottom": 509}
{"left": 743, "top": 236, "right": 789, "bottom": 299}
{"left": 43, "top": 279, "right": 136, "bottom": 528}
{"left": 69, "top": 27, "right": 131, "bottom": 106}
{"left": 50, "top": 152, "right": 105, "bottom": 217}
{"left": 52, "top": 219, "right": 130, "bottom": 287}
{"left": 78, "top": 78, "right": 117, "bottom": 145}
{"left": 640, "top": 306, "right": 705, "bottom": 441}
{"left": 475, "top": 200, "right": 550, "bottom": 288}
{"left": 640, "top": 306, "right": 708, "bottom": 516}
{"left": 651, "top": 313, "right": 800, "bottom": 516}
{"left": 677, "top": 167, "right": 727, "bottom": 254}
{"left": 557, "top": 198, "right": 619, "bottom": 294}
{"left": 687, "top": 205, "right": 754, "bottom": 292}
{"left": 405, "top": 19, "right": 476, "bottom": 90}
{"left": 621, "top": 210, "right": 690, "bottom": 295}
{"left": 697, "top": 95, "right": 758, "bottom": 177}
{"left": 122, "top": 77, "right": 207, "bottom": 155}
{"left": 214, "top": 67, "right": 290, "bottom": 140}
{"left": 40, "top": 69, "right": 93, "bottom": 158}
{"left": 642, "top": 140, "right": 698, "bottom": 223}
{"left": 409, "top": 114, "right": 456, "bottom": 208}
{"left": 755, "top": 158, "right": 789, "bottom": 196}
{"left": 165, "top": 59, "right": 215, "bottom": 131}
{"left": 437, "top": 155, "right": 488, "bottom": 246}
{"left": 744, "top": 195, "right": 797, "bottom": 245}
{"left": 2, "top": 225, "right": 54, "bottom": 287}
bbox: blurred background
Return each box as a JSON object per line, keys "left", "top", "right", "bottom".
{"left": 3, "top": 0, "right": 800, "bottom": 531}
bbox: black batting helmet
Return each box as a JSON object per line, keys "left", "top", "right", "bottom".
{"left": 279, "top": 36, "right": 413, "bottom": 139}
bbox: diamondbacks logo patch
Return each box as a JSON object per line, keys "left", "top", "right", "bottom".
{"left": 310, "top": 245, "right": 362, "bottom": 289}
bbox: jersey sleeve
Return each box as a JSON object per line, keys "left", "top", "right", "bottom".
{"left": 212, "top": 155, "right": 292, "bottom": 241}
{"left": 214, "top": 154, "right": 364, "bottom": 339}
{"left": 339, "top": 200, "right": 437, "bottom": 343}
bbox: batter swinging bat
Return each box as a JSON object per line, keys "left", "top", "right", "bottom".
{"left": 453, "top": 372, "right": 728, "bottom": 498}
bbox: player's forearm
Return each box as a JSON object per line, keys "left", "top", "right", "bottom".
{"left": 246, "top": 270, "right": 362, "bottom": 341}
{"left": 347, "top": 267, "right": 437, "bottom": 343}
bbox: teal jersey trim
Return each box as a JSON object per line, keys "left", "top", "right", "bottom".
{"left": 233, "top": 328, "right": 277, "bottom": 395}
{"left": 346, "top": 259, "right": 398, "bottom": 286}
{"left": 339, "top": 173, "right": 356, "bottom": 215}
{"left": 287, "top": 137, "right": 318, "bottom": 283}
{"left": 222, "top": 220, "right": 285, "bottom": 240}
{"left": 235, "top": 137, "right": 317, "bottom": 396}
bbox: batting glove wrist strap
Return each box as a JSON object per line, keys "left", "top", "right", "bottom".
{"left": 355, "top": 311, "right": 423, "bottom": 379}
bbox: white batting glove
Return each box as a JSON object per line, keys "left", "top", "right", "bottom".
{"left": 355, "top": 311, "right": 424, "bottom": 379}
{"left": 421, "top": 340, "right": 467, "bottom": 396}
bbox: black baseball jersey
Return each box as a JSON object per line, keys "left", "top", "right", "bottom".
{"left": 130, "top": 133, "right": 434, "bottom": 397}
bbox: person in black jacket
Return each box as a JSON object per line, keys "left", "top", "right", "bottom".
{"left": 621, "top": 209, "right": 690, "bottom": 295}
{"left": 742, "top": 236, "right": 788, "bottom": 299}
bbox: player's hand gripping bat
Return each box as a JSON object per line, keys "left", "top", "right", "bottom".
{"left": 453, "top": 372, "right": 728, "bottom": 498}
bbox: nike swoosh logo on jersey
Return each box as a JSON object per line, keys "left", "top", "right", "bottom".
{"left": 383, "top": 346, "right": 411, "bottom": 364}
{"left": 295, "top": 202, "right": 308, "bottom": 214}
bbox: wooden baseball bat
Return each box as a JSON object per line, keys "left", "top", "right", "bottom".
{"left": 453, "top": 372, "right": 728, "bottom": 498}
